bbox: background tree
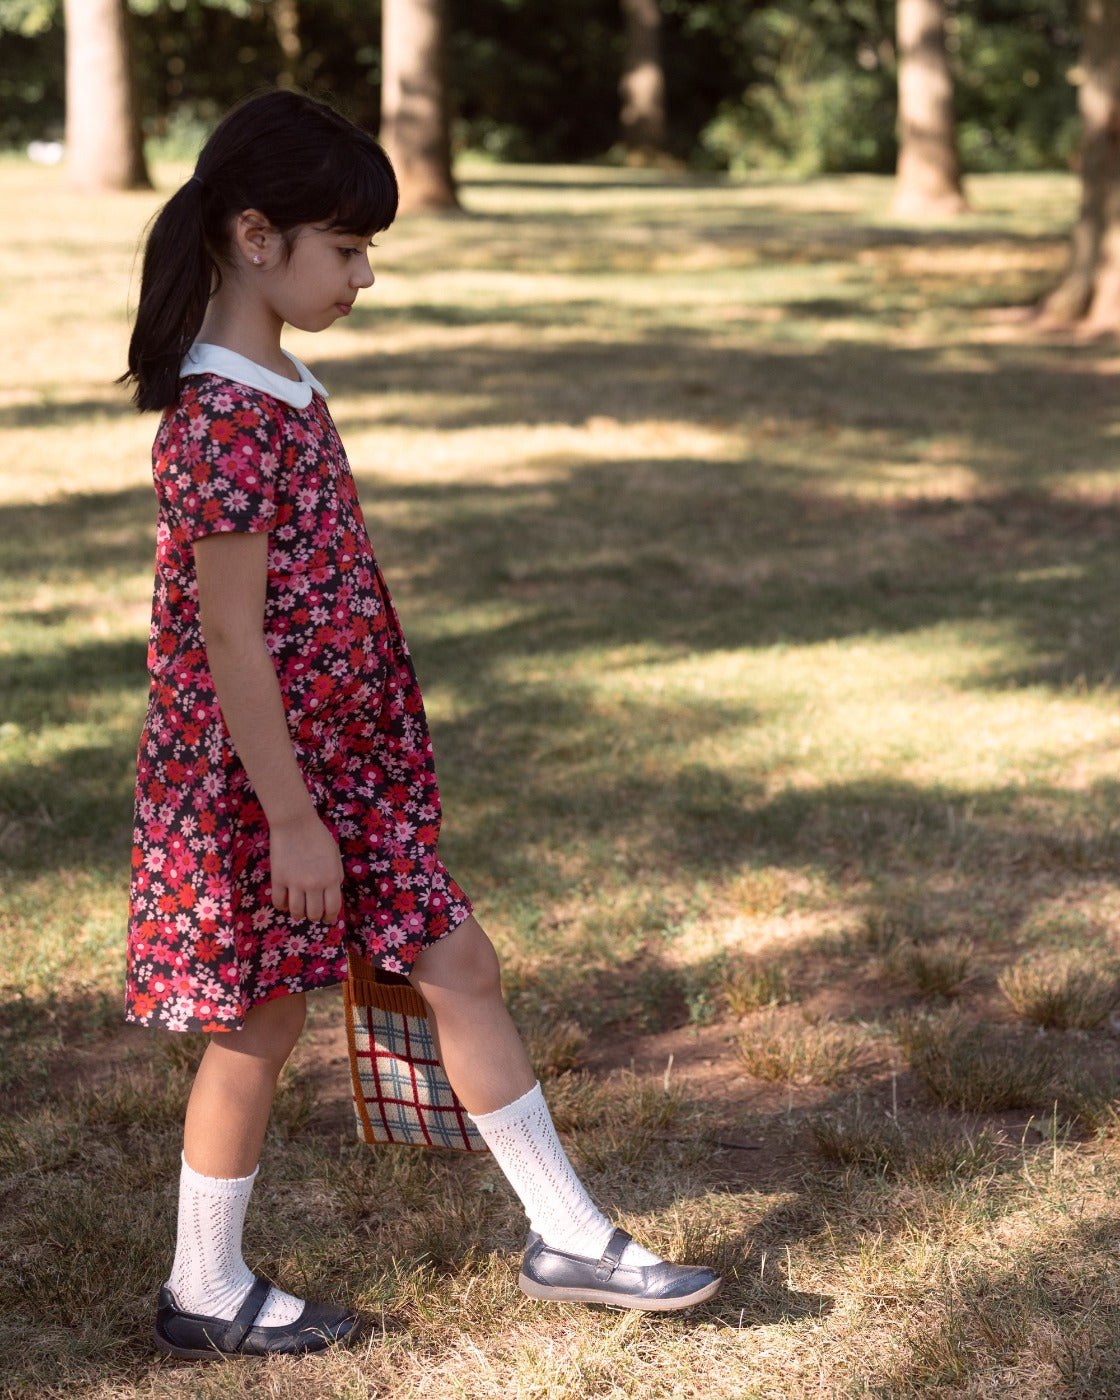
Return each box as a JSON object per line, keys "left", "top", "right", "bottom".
{"left": 619, "top": 0, "right": 667, "bottom": 164}
{"left": 63, "top": 0, "right": 150, "bottom": 190}
{"left": 381, "top": 0, "right": 458, "bottom": 211}
{"left": 892, "top": 0, "right": 967, "bottom": 215}
{"left": 1042, "top": 0, "right": 1120, "bottom": 330}
{"left": 0, "top": 0, "right": 1083, "bottom": 180}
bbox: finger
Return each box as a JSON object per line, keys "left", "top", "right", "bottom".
{"left": 271, "top": 882, "right": 289, "bottom": 912}
{"left": 324, "top": 883, "right": 343, "bottom": 924}
{"left": 287, "top": 888, "right": 307, "bottom": 921}
{"left": 305, "top": 889, "right": 325, "bottom": 923}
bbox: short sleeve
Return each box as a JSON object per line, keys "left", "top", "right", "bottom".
{"left": 152, "top": 376, "right": 285, "bottom": 543}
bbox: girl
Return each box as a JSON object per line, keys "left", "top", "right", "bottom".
{"left": 122, "top": 89, "right": 721, "bottom": 1361}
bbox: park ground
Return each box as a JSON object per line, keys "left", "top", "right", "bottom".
{"left": 4, "top": 160, "right": 1120, "bottom": 1397}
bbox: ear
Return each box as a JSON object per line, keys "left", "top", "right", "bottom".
{"left": 232, "top": 208, "right": 281, "bottom": 269}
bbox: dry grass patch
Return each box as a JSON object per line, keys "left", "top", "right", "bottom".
{"left": 735, "top": 1007, "right": 868, "bottom": 1086}
{"left": 998, "top": 951, "right": 1120, "bottom": 1030}
{"left": 722, "top": 959, "right": 793, "bottom": 1016}
{"left": 890, "top": 938, "right": 973, "bottom": 999}
{"left": 808, "top": 1102, "right": 1004, "bottom": 1181}
{"left": 897, "top": 1011, "right": 1115, "bottom": 1126}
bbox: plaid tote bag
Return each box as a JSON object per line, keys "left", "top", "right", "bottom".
{"left": 343, "top": 949, "right": 487, "bottom": 1152}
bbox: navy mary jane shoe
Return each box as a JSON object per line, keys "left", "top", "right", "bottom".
{"left": 519, "top": 1228, "right": 722, "bottom": 1312}
{"left": 154, "top": 1275, "right": 362, "bottom": 1359}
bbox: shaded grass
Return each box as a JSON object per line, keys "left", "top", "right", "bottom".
{"left": 999, "top": 952, "right": 1120, "bottom": 1031}
{"left": 898, "top": 1011, "right": 1117, "bottom": 1127}
{"left": 5, "top": 161, "right": 1120, "bottom": 1396}
{"left": 808, "top": 1102, "right": 1005, "bottom": 1182}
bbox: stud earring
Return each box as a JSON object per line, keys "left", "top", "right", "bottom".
{"left": 252, "top": 254, "right": 263, "bottom": 265}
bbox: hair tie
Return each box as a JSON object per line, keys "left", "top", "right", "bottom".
{"left": 188, "top": 174, "right": 204, "bottom": 190}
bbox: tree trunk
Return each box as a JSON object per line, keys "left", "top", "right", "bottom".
{"left": 63, "top": 0, "right": 150, "bottom": 192}
{"left": 381, "top": 0, "right": 459, "bottom": 213}
{"left": 619, "top": 0, "right": 667, "bottom": 165}
{"left": 1041, "top": 0, "right": 1120, "bottom": 331}
{"left": 270, "top": 0, "right": 303, "bottom": 91}
{"left": 892, "top": 0, "right": 967, "bottom": 217}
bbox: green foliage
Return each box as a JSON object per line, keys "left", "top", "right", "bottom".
{"left": 0, "top": 0, "right": 54, "bottom": 36}
{"left": 697, "top": 1, "right": 896, "bottom": 175}
{"left": 954, "top": 1, "right": 1080, "bottom": 172}
{"left": 0, "top": 0, "right": 62, "bottom": 145}
{"left": 0, "top": 0, "right": 1088, "bottom": 174}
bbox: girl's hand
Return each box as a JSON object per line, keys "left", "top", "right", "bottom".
{"left": 269, "top": 812, "right": 345, "bottom": 923}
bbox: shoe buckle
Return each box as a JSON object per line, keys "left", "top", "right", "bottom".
{"left": 594, "top": 1228, "right": 632, "bottom": 1282}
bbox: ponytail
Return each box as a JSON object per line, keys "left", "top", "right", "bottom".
{"left": 121, "top": 90, "right": 399, "bottom": 412}
{"left": 122, "top": 180, "right": 214, "bottom": 412}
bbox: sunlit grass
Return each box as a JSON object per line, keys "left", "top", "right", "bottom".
{"left": 7, "top": 158, "right": 1120, "bottom": 1396}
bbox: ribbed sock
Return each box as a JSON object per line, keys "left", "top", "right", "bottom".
{"left": 166, "top": 1156, "right": 304, "bottom": 1327}
{"left": 469, "top": 1082, "right": 660, "bottom": 1269}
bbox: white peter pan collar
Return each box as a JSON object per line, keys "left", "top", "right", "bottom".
{"left": 181, "top": 343, "right": 329, "bottom": 409}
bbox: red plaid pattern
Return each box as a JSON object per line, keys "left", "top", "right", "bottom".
{"left": 344, "top": 954, "right": 486, "bottom": 1152}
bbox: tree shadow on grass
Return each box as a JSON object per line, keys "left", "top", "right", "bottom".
{"left": 373, "top": 459, "right": 1120, "bottom": 689}
{"left": 0, "top": 396, "right": 134, "bottom": 430}
{"left": 0, "top": 487, "right": 155, "bottom": 577}
{"left": 5, "top": 447, "right": 1120, "bottom": 890}
{"left": 325, "top": 332, "right": 1116, "bottom": 497}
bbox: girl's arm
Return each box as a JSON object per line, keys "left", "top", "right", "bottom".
{"left": 194, "top": 531, "right": 344, "bottom": 924}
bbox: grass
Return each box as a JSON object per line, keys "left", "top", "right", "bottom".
{"left": 735, "top": 1008, "right": 867, "bottom": 1087}
{"left": 807, "top": 1102, "right": 1004, "bottom": 1181}
{"left": 890, "top": 939, "right": 973, "bottom": 999}
{"left": 5, "top": 157, "right": 1120, "bottom": 1395}
{"left": 999, "top": 952, "right": 1120, "bottom": 1030}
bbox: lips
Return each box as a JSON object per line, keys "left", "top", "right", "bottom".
{"left": 336, "top": 303, "right": 352, "bottom": 316}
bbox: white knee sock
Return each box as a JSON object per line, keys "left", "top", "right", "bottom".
{"left": 469, "top": 1082, "right": 660, "bottom": 1268}
{"left": 166, "top": 1156, "right": 304, "bottom": 1327}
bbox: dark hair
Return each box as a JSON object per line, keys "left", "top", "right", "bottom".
{"left": 121, "top": 90, "right": 398, "bottom": 412}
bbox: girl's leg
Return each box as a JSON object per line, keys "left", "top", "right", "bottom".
{"left": 408, "top": 915, "right": 534, "bottom": 1115}
{"left": 411, "top": 916, "right": 647, "bottom": 1259}
{"left": 183, "top": 990, "right": 307, "bottom": 1177}
{"left": 167, "top": 993, "right": 308, "bottom": 1327}
{"left": 410, "top": 916, "right": 720, "bottom": 1309}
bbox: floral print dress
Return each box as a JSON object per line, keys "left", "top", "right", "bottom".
{"left": 125, "top": 345, "right": 471, "bottom": 1033}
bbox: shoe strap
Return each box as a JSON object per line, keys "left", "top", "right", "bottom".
{"left": 595, "top": 1228, "right": 632, "bottom": 1282}
{"left": 221, "top": 1275, "right": 273, "bottom": 1351}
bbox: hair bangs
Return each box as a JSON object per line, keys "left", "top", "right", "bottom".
{"left": 323, "top": 143, "right": 399, "bottom": 237}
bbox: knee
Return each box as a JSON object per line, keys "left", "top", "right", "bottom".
{"left": 411, "top": 916, "right": 503, "bottom": 1008}
{"left": 230, "top": 992, "right": 307, "bottom": 1069}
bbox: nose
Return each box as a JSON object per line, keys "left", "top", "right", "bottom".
{"left": 352, "top": 257, "right": 374, "bottom": 290}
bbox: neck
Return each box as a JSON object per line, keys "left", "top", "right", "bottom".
{"left": 198, "top": 286, "right": 296, "bottom": 381}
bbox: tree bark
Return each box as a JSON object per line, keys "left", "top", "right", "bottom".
{"left": 892, "top": 0, "right": 967, "bottom": 217}
{"left": 63, "top": 0, "right": 150, "bottom": 192}
{"left": 381, "top": 0, "right": 459, "bottom": 213}
{"left": 619, "top": 0, "right": 667, "bottom": 164}
{"left": 1041, "top": 0, "right": 1120, "bottom": 331}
